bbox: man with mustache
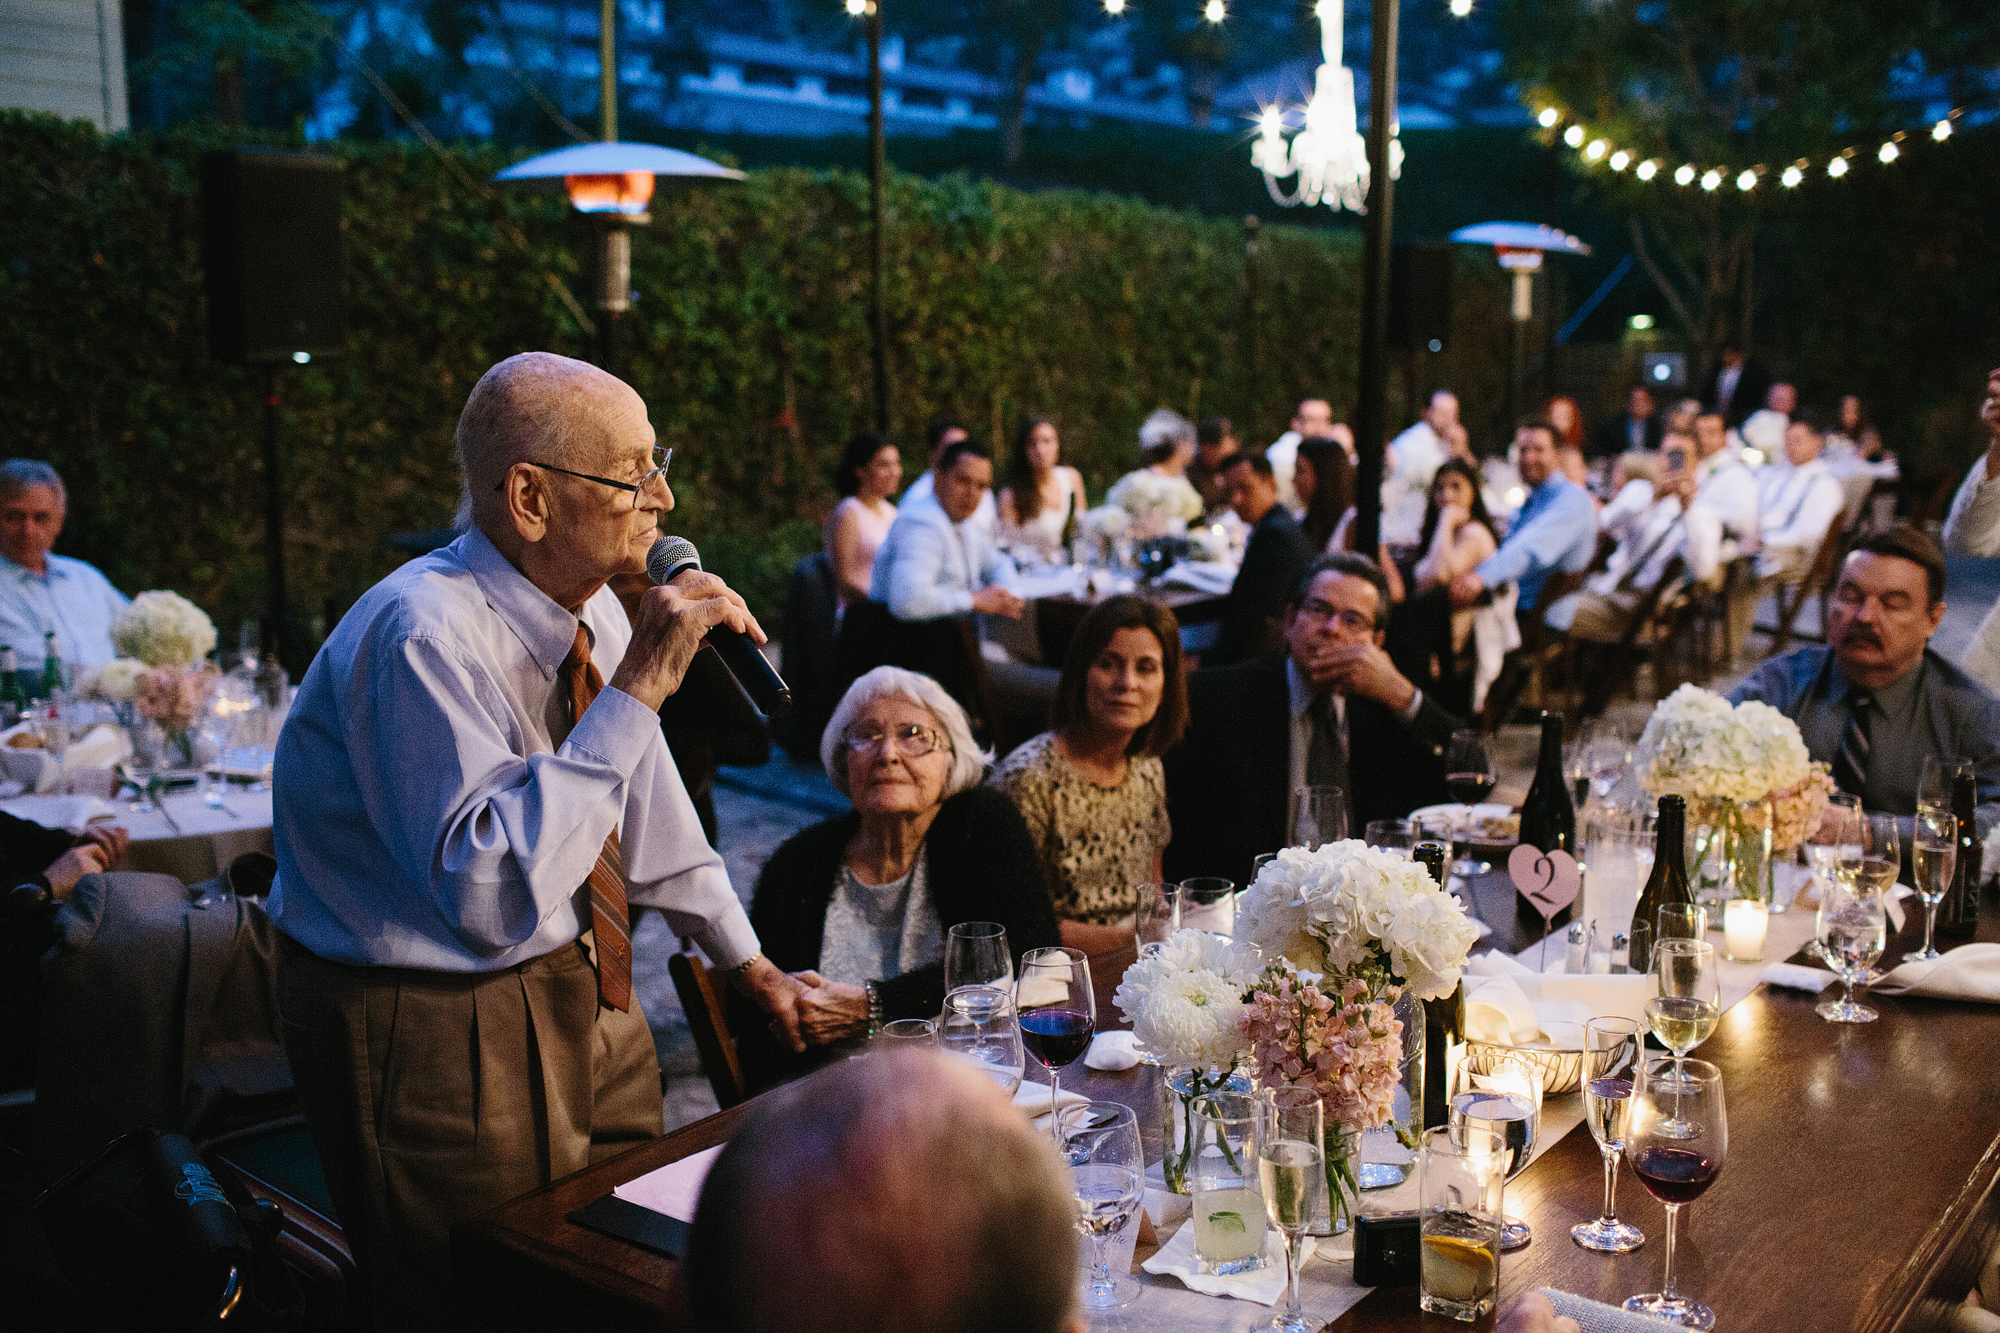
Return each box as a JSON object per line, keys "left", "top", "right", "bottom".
{"left": 1729, "top": 525, "right": 2000, "bottom": 839}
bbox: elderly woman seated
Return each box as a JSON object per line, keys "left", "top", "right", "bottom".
{"left": 733, "top": 666, "right": 1059, "bottom": 1090}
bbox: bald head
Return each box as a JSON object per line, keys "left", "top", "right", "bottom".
{"left": 455, "top": 351, "right": 645, "bottom": 532}
{"left": 687, "top": 1051, "right": 1080, "bottom": 1333}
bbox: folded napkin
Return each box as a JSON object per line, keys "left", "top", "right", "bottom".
{"left": 0, "top": 743, "right": 58, "bottom": 794}
{"left": 1157, "top": 561, "right": 1238, "bottom": 596}
{"left": 1142, "top": 1215, "right": 1315, "bottom": 1305}
{"left": 1462, "top": 952, "right": 1653, "bottom": 1049}
{"left": 1873, "top": 944, "right": 2000, "bottom": 1003}
{"left": 1012, "top": 1080, "right": 1089, "bottom": 1120}
{"left": 1760, "top": 962, "right": 1837, "bottom": 993}
{"left": 1538, "top": 1287, "right": 1683, "bottom": 1331}
{"left": 63, "top": 724, "right": 131, "bottom": 778}
{"left": 1085, "top": 1031, "right": 1141, "bottom": 1071}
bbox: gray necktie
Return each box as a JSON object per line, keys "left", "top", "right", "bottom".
{"left": 1833, "top": 689, "right": 1872, "bottom": 800}
{"left": 1306, "top": 694, "right": 1347, "bottom": 791}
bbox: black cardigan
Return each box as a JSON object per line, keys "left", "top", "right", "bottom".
{"left": 733, "top": 784, "right": 1060, "bottom": 1089}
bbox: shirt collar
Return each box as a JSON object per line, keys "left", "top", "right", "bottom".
{"left": 0, "top": 551, "right": 68, "bottom": 583}
{"left": 1285, "top": 656, "right": 1341, "bottom": 720}
{"left": 453, "top": 528, "right": 588, "bottom": 679}
{"left": 1823, "top": 651, "right": 1926, "bottom": 715}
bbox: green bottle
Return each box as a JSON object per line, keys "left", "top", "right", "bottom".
{"left": 41, "top": 631, "right": 63, "bottom": 700}
{"left": 0, "top": 647, "right": 25, "bottom": 724}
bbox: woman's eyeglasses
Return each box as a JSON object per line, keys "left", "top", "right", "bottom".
{"left": 843, "top": 723, "right": 947, "bottom": 758}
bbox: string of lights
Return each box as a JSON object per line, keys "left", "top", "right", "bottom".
{"left": 1533, "top": 101, "right": 1975, "bottom": 193}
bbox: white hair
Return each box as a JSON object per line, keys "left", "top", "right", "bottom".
{"left": 1138, "top": 408, "right": 1195, "bottom": 455}
{"left": 454, "top": 352, "right": 603, "bottom": 534}
{"left": 821, "top": 666, "right": 990, "bottom": 799}
{"left": 0, "top": 460, "right": 66, "bottom": 509}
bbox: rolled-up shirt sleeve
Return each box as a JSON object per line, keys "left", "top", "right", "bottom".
{"left": 1476, "top": 490, "right": 1593, "bottom": 588}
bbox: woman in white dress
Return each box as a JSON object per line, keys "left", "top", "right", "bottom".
{"left": 998, "top": 414, "right": 1086, "bottom": 558}
{"left": 825, "top": 431, "right": 902, "bottom": 607}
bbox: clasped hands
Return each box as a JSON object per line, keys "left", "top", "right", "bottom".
{"left": 1296, "top": 639, "right": 1417, "bottom": 713}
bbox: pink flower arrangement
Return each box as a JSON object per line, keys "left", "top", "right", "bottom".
{"left": 1240, "top": 963, "right": 1404, "bottom": 1134}
{"left": 133, "top": 665, "right": 216, "bottom": 735}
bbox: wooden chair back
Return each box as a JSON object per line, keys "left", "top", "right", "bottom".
{"left": 667, "top": 947, "right": 749, "bottom": 1111}
{"left": 1765, "top": 517, "right": 1848, "bottom": 654}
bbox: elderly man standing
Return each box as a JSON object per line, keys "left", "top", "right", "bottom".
{"left": 269, "top": 352, "right": 806, "bottom": 1328}
{"left": 0, "top": 459, "right": 130, "bottom": 666}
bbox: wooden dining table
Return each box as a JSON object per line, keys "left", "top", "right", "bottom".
{"left": 454, "top": 897, "right": 2000, "bottom": 1333}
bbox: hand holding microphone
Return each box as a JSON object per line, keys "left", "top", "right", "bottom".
{"left": 606, "top": 537, "right": 792, "bottom": 716}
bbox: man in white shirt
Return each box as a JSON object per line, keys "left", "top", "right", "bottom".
{"left": 1733, "top": 381, "right": 1794, "bottom": 463}
{"left": 1266, "top": 396, "right": 1336, "bottom": 509}
{"left": 0, "top": 460, "right": 131, "bottom": 667}
{"left": 269, "top": 352, "right": 806, "bottom": 1328}
{"left": 1383, "top": 390, "right": 1459, "bottom": 544}
{"left": 1754, "top": 416, "right": 1846, "bottom": 581}
{"left": 871, "top": 438, "right": 1024, "bottom": 623}
{"left": 901, "top": 413, "right": 997, "bottom": 537}
{"left": 1941, "top": 366, "right": 2000, "bottom": 689}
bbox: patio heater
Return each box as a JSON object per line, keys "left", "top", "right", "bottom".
{"left": 1448, "top": 222, "right": 1592, "bottom": 431}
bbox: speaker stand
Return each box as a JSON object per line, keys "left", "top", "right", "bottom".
{"left": 261, "top": 364, "right": 292, "bottom": 676}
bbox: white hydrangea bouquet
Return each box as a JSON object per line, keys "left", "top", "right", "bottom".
{"left": 1105, "top": 468, "right": 1204, "bottom": 540}
{"left": 113, "top": 591, "right": 218, "bottom": 668}
{"left": 101, "top": 591, "right": 220, "bottom": 764}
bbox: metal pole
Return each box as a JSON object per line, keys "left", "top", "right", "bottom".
{"left": 1244, "top": 214, "right": 1261, "bottom": 446}
{"left": 867, "top": 1, "right": 890, "bottom": 432}
{"left": 262, "top": 364, "right": 288, "bottom": 673}
{"left": 599, "top": 0, "right": 616, "bottom": 140}
{"left": 1352, "top": 0, "right": 1397, "bottom": 555}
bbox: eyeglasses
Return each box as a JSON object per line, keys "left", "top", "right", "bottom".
{"left": 843, "top": 723, "right": 948, "bottom": 759}
{"left": 493, "top": 447, "right": 673, "bottom": 510}
{"left": 1295, "top": 599, "right": 1376, "bottom": 632}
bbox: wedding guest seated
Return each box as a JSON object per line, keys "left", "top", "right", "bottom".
{"left": 1166, "top": 554, "right": 1461, "bottom": 886}
{"left": 0, "top": 459, "right": 131, "bottom": 666}
{"left": 1599, "top": 450, "right": 1661, "bottom": 546}
{"left": 735, "top": 667, "right": 1058, "bottom": 1089}
{"left": 1591, "top": 384, "right": 1663, "bottom": 459}
{"left": 1293, "top": 436, "right": 1357, "bottom": 556}
{"left": 2, "top": 812, "right": 128, "bottom": 1092}
{"left": 1383, "top": 459, "right": 1500, "bottom": 717}
{"left": 1730, "top": 526, "right": 2000, "bottom": 836}
{"left": 1384, "top": 391, "right": 1459, "bottom": 544}
{"left": 686, "top": 1049, "right": 1084, "bottom": 1333}
{"left": 990, "top": 595, "right": 1184, "bottom": 955}
{"left": 825, "top": 432, "right": 902, "bottom": 609}
{"left": 1189, "top": 415, "right": 1240, "bottom": 514}
{"left": 871, "top": 438, "right": 1023, "bottom": 624}
{"left": 902, "top": 413, "right": 996, "bottom": 536}
{"left": 997, "top": 414, "right": 1086, "bottom": 559}
{"left": 1206, "top": 453, "right": 1313, "bottom": 666}
{"left": 1754, "top": 415, "right": 1845, "bottom": 582}
{"left": 1266, "top": 396, "right": 1337, "bottom": 508}
{"left": 1449, "top": 421, "right": 1599, "bottom": 631}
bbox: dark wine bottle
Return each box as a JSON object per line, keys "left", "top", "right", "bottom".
{"left": 1413, "top": 841, "right": 1462, "bottom": 1130}
{"left": 1516, "top": 710, "right": 1577, "bottom": 933}
{"left": 1940, "top": 769, "right": 1982, "bottom": 940}
{"left": 1628, "top": 795, "right": 1693, "bottom": 972}
{"left": 0, "top": 647, "right": 23, "bottom": 726}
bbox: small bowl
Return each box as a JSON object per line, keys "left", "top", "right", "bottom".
{"left": 1461, "top": 1039, "right": 1585, "bottom": 1096}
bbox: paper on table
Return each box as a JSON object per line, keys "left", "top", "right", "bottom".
{"left": 1873, "top": 944, "right": 2000, "bottom": 1003}
{"left": 1142, "top": 1215, "right": 1317, "bottom": 1305}
{"left": 0, "top": 792, "right": 122, "bottom": 834}
{"left": 611, "top": 1143, "right": 725, "bottom": 1222}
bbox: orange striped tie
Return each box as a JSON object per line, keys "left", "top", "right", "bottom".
{"left": 562, "top": 626, "right": 632, "bottom": 1012}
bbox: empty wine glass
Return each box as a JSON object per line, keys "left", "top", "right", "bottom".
{"left": 938, "top": 986, "right": 1025, "bottom": 1096}
{"left": 1624, "top": 1058, "right": 1727, "bottom": 1329}
{"left": 1256, "top": 1086, "right": 1325, "bottom": 1333}
{"left": 1816, "top": 871, "right": 1886, "bottom": 1024}
{"left": 1017, "top": 946, "right": 1095, "bottom": 1144}
{"left": 1918, "top": 755, "right": 1972, "bottom": 817}
{"left": 123, "top": 718, "right": 166, "bottom": 813}
{"left": 1572, "top": 1017, "right": 1646, "bottom": 1254}
{"left": 1657, "top": 902, "right": 1708, "bottom": 944}
{"left": 1444, "top": 730, "right": 1496, "bottom": 876}
{"left": 1450, "top": 1046, "right": 1542, "bottom": 1250}
{"left": 944, "top": 921, "right": 1013, "bottom": 993}
{"left": 1906, "top": 808, "right": 1957, "bottom": 965}
{"left": 1133, "top": 882, "right": 1179, "bottom": 958}
{"left": 1060, "top": 1100, "right": 1145, "bottom": 1309}
{"left": 1288, "top": 784, "right": 1348, "bottom": 850}
{"left": 1177, "top": 877, "right": 1236, "bottom": 936}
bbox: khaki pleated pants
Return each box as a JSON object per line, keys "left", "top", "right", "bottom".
{"left": 278, "top": 935, "right": 662, "bottom": 1332}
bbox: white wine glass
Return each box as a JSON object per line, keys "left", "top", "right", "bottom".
{"left": 1288, "top": 785, "right": 1348, "bottom": 850}
{"left": 1623, "top": 1058, "right": 1727, "bottom": 1330}
{"left": 1572, "top": 1017, "right": 1646, "bottom": 1254}
{"left": 1060, "top": 1101, "right": 1145, "bottom": 1310}
{"left": 1450, "top": 1047, "right": 1542, "bottom": 1250}
{"left": 1256, "top": 1086, "right": 1324, "bottom": 1333}
{"left": 1648, "top": 939, "right": 1721, "bottom": 1073}
{"left": 944, "top": 921, "right": 1013, "bottom": 993}
{"left": 1816, "top": 872, "right": 1886, "bottom": 1023}
{"left": 937, "top": 985, "right": 1025, "bottom": 1096}
{"left": 1906, "top": 809, "right": 1956, "bottom": 965}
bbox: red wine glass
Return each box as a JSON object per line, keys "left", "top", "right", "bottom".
{"left": 1444, "top": 730, "right": 1496, "bottom": 876}
{"left": 1624, "top": 1057, "right": 1727, "bottom": 1329}
{"left": 1016, "top": 946, "right": 1096, "bottom": 1142}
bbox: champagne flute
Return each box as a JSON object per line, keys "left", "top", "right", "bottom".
{"left": 1060, "top": 1101, "right": 1145, "bottom": 1309}
{"left": 1017, "top": 946, "right": 1095, "bottom": 1142}
{"left": 1450, "top": 1048, "right": 1542, "bottom": 1250}
{"left": 1624, "top": 1058, "right": 1727, "bottom": 1329}
{"left": 1816, "top": 871, "right": 1886, "bottom": 1023}
{"left": 944, "top": 921, "right": 1013, "bottom": 993}
{"left": 938, "top": 986, "right": 1025, "bottom": 1095}
{"left": 1648, "top": 939, "right": 1721, "bottom": 1104}
{"left": 1572, "top": 1017, "right": 1646, "bottom": 1253}
{"left": 1906, "top": 808, "right": 1957, "bottom": 964}
{"left": 1256, "top": 1086, "right": 1324, "bottom": 1333}
{"left": 1444, "top": 730, "right": 1496, "bottom": 876}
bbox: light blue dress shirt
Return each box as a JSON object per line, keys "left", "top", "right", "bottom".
{"left": 869, "top": 492, "right": 1017, "bottom": 620}
{"left": 1473, "top": 473, "right": 1599, "bottom": 610}
{"left": 0, "top": 552, "right": 130, "bottom": 667}
{"left": 267, "top": 528, "right": 760, "bottom": 973}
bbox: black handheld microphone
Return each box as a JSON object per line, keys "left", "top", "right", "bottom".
{"left": 646, "top": 536, "right": 792, "bottom": 717}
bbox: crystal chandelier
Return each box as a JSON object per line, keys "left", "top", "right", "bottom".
{"left": 1251, "top": 0, "right": 1396, "bottom": 212}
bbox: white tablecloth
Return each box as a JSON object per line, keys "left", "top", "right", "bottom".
{"left": 0, "top": 787, "right": 275, "bottom": 884}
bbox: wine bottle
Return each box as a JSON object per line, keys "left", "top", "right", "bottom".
{"left": 0, "top": 647, "right": 23, "bottom": 725}
{"left": 1414, "top": 840, "right": 1462, "bottom": 1130}
{"left": 1517, "top": 710, "right": 1577, "bottom": 933}
{"left": 40, "top": 631, "right": 63, "bottom": 701}
{"left": 1939, "top": 769, "right": 1982, "bottom": 940}
{"left": 1628, "top": 795, "right": 1693, "bottom": 972}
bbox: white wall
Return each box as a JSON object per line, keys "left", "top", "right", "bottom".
{"left": 0, "top": 0, "right": 130, "bottom": 130}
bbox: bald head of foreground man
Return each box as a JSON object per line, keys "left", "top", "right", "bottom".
{"left": 686, "top": 1050, "right": 1084, "bottom": 1333}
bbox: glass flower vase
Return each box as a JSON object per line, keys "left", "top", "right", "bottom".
{"left": 1357, "top": 989, "right": 1424, "bottom": 1190}
{"left": 1162, "top": 1066, "right": 1250, "bottom": 1194}
{"left": 1690, "top": 797, "right": 1774, "bottom": 915}
{"left": 1316, "top": 1126, "right": 1361, "bottom": 1236}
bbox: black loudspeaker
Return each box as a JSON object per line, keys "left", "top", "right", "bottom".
{"left": 1388, "top": 241, "right": 1453, "bottom": 352}
{"left": 199, "top": 150, "right": 345, "bottom": 364}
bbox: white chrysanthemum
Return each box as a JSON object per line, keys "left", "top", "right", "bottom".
{"left": 1113, "top": 928, "right": 1261, "bottom": 1068}
{"left": 76, "top": 657, "right": 147, "bottom": 702}
{"left": 1637, "top": 683, "right": 1815, "bottom": 805}
{"left": 112, "top": 591, "right": 217, "bottom": 668}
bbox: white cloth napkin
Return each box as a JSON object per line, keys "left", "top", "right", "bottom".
{"left": 1012, "top": 1080, "right": 1088, "bottom": 1120}
{"left": 1085, "top": 1031, "right": 1141, "bottom": 1071}
{"left": 63, "top": 724, "right": 130, "bottom": 778}
{"left": 1462, "top": 952, "right": 1652, "bottom": 1048}
{"left": 612, "top": 1143, "right": 724, "bottom": 1221}
{"left": 0, "top": 743, "right": 58, "bottom": 793}
{"left": 1142, "top": 1215, "right": 1316, "bottom": 1305}
{"left": 1539, "top": 1287, "right": 1683, "bottom": 1331}
{"left": 1873, "top": 944, "right": 2000, "bottom": 1003}
{"left": 1759, "top": 962, "right": 1837, "bottom": 993}
{"left": 1157, "top": 561, "right": 1238, "bottom": 596}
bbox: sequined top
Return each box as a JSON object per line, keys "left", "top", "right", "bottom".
{"left": 988, "top": 731, "right": 1172, "bottom": 925}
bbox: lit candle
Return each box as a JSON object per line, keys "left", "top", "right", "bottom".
{"left": 1723, "top": 898, "right": 1768, "bottom": 963}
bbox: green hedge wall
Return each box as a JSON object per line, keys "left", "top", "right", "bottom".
{"left": 0, "top": 112, "right": 1510, "bottom": 642}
